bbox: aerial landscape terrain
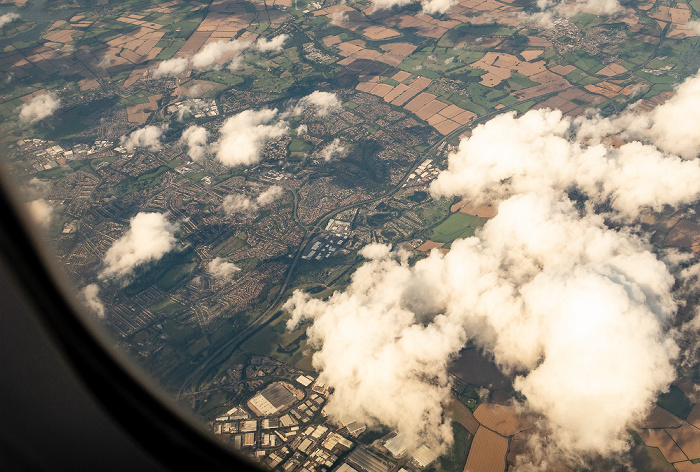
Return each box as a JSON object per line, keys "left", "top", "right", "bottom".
{"left": 4, "top": 0, "right": 700, "bottom": 469}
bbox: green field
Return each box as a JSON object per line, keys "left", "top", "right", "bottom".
{"left": 508, "top": 74, "right": 539, "bottom": 91}
{"left": 289, "top": 138, "right": 313, "bottom": 153}
{"left": 240, "top": 313, "right": 314, "bottom": 371}
{"left": 162, "top": 319, "right": 197, "bottom": 346}
{"left": 212, "top": 235, "right": 248, "bottom": 257}
{"left": 149, "top": 297, "right": 185, "bottom": 316}
{"left": 656, "top": 385, "right": 694, "bottom": 419}
{"left": 439, "top": 422, "right": 472, "bottom": 472}
{"left": 511, "top": 99, "right": 538, "bottom": 114}
{"left": 430, "top": 213, "right": 488, "bottom": 244}
{"left": 630, "top": 445, "right": 676, "bottom": 472}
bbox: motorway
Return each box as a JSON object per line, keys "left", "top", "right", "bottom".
{"left": 175, "top": 34, "right": 671, "bottom": 402}
{"left": 175, "top": 112, "right": 462, "bottom": 403}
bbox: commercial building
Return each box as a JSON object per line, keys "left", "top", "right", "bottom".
{"left": 346, "top": 448, "right": 390, "bottom": 472}
{"left": 248, "top": 382, "right": 299, "bottom": 416}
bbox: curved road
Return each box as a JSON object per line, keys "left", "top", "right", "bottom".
{"left": 176, "top": 40, "right": 670, "bottom": 401}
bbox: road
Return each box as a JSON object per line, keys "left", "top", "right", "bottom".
{"left": 175, "top": 42, "right": 670, "bottom": 402}
{"left": 175, "top": 120, "right": 458, "bottom": 402}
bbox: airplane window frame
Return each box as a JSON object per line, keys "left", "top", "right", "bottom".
{"left": 0, "top": 168, "right": 260, "bottom": 472}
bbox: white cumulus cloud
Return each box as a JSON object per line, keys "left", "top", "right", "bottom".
{"left": 370, "top": 0, "right": 453, "bottom": 14}
{"left": 371, "top": 0, "right": 414, "bottom": 10}
{"left": 431, "top": 109, "right": 700, "bottom": 219}
{"left": 254, "top": 34, "right": 288, "bottom": 53}
{"left": 120, "top": 125, "right": 166, "bottom": 152}
{"left": 222, "top": 185, "right": 284, "bottom": 215}
{"left": 296, "top": 91, "right": 342, "bottom": 117}
{"left": 222, "top": 194, "right": 257, "bottom": 215}
{"left": 421, "top": 0, "right": 455, "bottom": 14}
{"left": 287, "top": 195, "right": 681, "bottom": 454}
{"left": 100, "top": 212, "right": 179, "bottom": 280}
{"left": 27, "top": 198, "right": 53, "bottom": 228}
{"left": 191, "top": 39, "right": 251, "bottom": 70}
{"left": 207, "top": 257, "right": 240, "bottom": 282}
{"left": 331, "top": 11, "right": 349, "bottom": 24}
{"left": 688, "top": 20, "right": 700, "bottom": 35}
{"left": 0, "top": 12, "right": 19, "bottom": 28}
{"left": 19, "top": 93, "right": 60, "bottom": 123}
{"left": 180, "top": 125, "right": 208, "bottom": 161}
{"left": 320, "top": 138, "right": 345, "bottom": 161}
{"left": 285, "top": 87, "right": 700, "bottom": 464}
{"left": 81, "top": 284, "right": 105, "bottom": 318}
{"left": 256, "top": 185, "right": 284, "bottom": 206}
{"left": 623, "top": 72, "right": 700, "bottom": 159}
{"left": 214, "top": 108, "right": 288, "bottom": 166}
{"left": 520, "top": 0, "right": 622, "bottom": 24}
{"left": 153, "top": 57, "right": 189, "bottom": 77}
{"left": 165, "top": 35, "right": 287, "bottom": 74}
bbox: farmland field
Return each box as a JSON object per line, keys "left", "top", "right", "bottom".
{"left": 430, "top": 212, "right": 488, "bottom": 243}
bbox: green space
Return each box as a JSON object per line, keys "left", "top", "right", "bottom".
{"left": 234, "top": 257, "right": 262, "bottom": 272}
{"left": 630, "top": 445, "right": 676, "bottom": 472}
{"left": 289, "top": 138, "right": 313, "bottom": 153}
{"left": 570, "top": 12, "right": 604, "bottom": 29}
{"left": 199, "top": 70, "right": 245, "bottom": 87}
{"left": 507, "top": 74, "right": 539, "bottom": 91}
{"left": 455, "top": 98, "right": 486, "bottom": 116}
{"left": 656, "top": 385, "right": 694, "bottom": 419}
{"left": 240, "top": 320, "right": 286, "bottom": 356}
{"left": 430, "top": 213, "right": 488, "bottom": 244}
{"left": 197, "top": 392, "right": 230, "bottom": 418}
{"left": 211, "top": 235, "right": 248, "bottom": 257}
{"left": 186, "top": 337, "right": 209, "bottom": 357}
{"left": 398, "top": 46, "right": 478, "bottom": 79}
{"left": 612, "top": 38, "right": 657, "bottom": 68}
{"left": 131, "top": 331, "right": 149, "bottom": 345}
{"left": 116, "top": 166, "right": 172, "bottom": 194}
{"left": 461, "top": 82, "right": 512, "bottom": 112}
{"left": 564, "top": 51, "right": 605, "bottom": 75}
{"left": 166, "top": 16, "right": 204, "bottom": 38}
{"left": 291, "top": 253, "right": 358, "bottom": 287}
{"left": 457, "top": 384, "right": 483, "bottom": 412}
{"left": 565, "top": 68, "right": 589, "bottom": 85}
{"left": 157, "top": 261, "right": 198, "bottom": 291}
{"left": 415, "top": 199, "right": 452, "bottom": 228}
{"left": 642, "top": 83, "right": 675, "bottom": 99}
{"left": 162, "top": 319, "right": 197, "bottom": 346}
{"left": 90, "top": 154, "right": 120, "bottom": 170}
{"left": 73, "top": 22, "right": 138, "bottom": 48}
{"left": 438, "top": 23, "right": 503, "bottom": 48}
{"left": 210, "top": 318, "right": 240, "bottom": 346}
{"left": 636, "top": 71, "right": 681, "bottom": 84}
{"left": 498, "top": 95, "right": 519, "bottom": 107}
{"left": 149, "top": 297, "right": 185, "bottom": 316}
{"left": 184, "top": 171, "right": 210, "bottom": 183}
{"left": 511, "top": 99, "right": 538, "bottom": 114}
{"left": 380, "top": 77, "right": 400, "bottom": 86}
{"left": 439, "top": 423, "right": 472, "bottom": 472}
{"left": 240, "top": 312, "right": 314, "bottom": 370}
{"left": 33, "top": 165, "right": 73, "bottom": 179}
{"left": 155, "top": 39, "right": 185, "bottom": 60}
{"left": 121, "top": 247, "right": 199, "bottom": 297}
